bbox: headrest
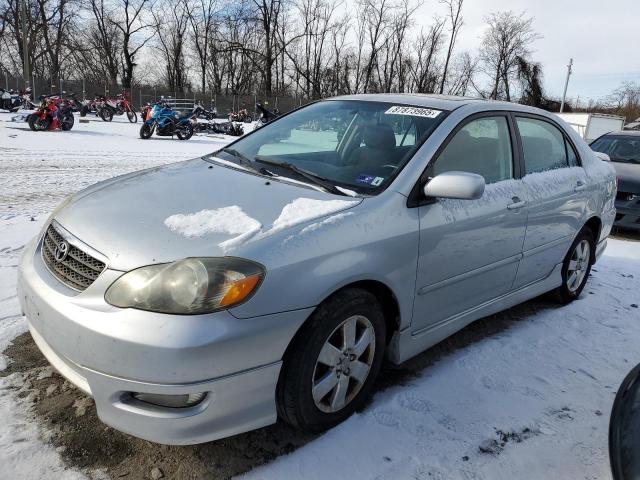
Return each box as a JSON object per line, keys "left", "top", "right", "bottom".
{"left": 363, "top": 123, "right": 396, "bottom": 150}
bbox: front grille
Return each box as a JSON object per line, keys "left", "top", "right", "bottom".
{"left": 41, "top": 224, "right": 106, "bottom": 291}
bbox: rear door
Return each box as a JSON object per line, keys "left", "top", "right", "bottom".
{"left": 512, "top": 114, "right": 588, "bottom": 289}
{"left": 412, "top": 113, "right": 529, "bottom": 333}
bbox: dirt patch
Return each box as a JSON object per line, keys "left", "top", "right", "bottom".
{"left": 1, "top": 333, "right": 315, "bottom": 479}
{"left": 1, "top": 296, "right": 554, "bottom": 479}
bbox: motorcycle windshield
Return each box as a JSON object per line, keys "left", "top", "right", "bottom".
{"left": 150, "top": 105, "right": 161, "bottom": 119}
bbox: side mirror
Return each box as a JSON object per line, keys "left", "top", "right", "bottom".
{"left": 609, "top": 362, "right": 640, "bottom": 480}
{"left": 594, "top": 152, "right": 611, "bottom": 162}
{"left": 423, "top": 171, "right": 486, "bottom": 200}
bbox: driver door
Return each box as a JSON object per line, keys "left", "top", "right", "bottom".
{"left": 411, "top": 113, "right": 529, "bottom": 334}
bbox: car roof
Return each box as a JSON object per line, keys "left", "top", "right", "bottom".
{"left": 326, "top": 93, "right": 490, "bottom": 111}
{"left": 601, "top": 130, "right": 640, "bottom": 137}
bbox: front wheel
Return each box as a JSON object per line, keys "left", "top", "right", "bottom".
{"left": 176, "top": 123, "right": 194, "bottom": 140}
{"left": 139, "top": 123, "right": 154, "bottom": 139}
{"left": 99, "top": 108, "right": 113, "bottom": 122}
{"left": 553, "top": 228, "right": 595, "bottom": 304}
{"left": 277, "top": 288, "right": 386, "bottom": 432}
{"left": 28, "top": 114, "right": 49, "bottom": 131}
{"left": 126, "top": 110, "right": 137, "bottom": 123}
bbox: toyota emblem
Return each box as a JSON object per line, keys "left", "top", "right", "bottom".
{"left": 54, "top": 241, "right": 69, "bottom": 262}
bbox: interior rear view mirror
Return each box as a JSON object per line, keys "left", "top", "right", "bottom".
{"left": 423, "top": 171, "right": 486, "bottom": 200}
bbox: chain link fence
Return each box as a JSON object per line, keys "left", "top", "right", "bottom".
{"left": 2, "top": 73, "right": 312, "bottom": 117}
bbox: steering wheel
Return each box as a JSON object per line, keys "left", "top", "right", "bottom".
{"left": 380, "top": 164, "right": 399, "bottom": 172}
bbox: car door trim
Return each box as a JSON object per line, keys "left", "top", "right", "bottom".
{"left": 417, "top": 252, "right": 522, "bottom": 296}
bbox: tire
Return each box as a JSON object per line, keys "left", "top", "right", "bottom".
{"left": 277, "top": 288, "right": 386, "bottom": 432}
{"left": 139, "top": 123, "right": 153, "bottom": 139}
{"left": 553, "top": 227, "right": 595, "bottom": 304}
{"left": 100, "top": 108, "right": 113, "bottom": 122}
{"left": 28, "top": 114, "right": 49, "bottom": 131}
{"left": 80, "top": 105, "right": 89, "bottom": 117}
{"left": 176, "top": 123, "right": 194, "bottom": 140}
{"left": 244, "top": 115, "right": 253, "bottom": 123}
{"left": 126, "top": 110, "right": 138, "bottom": 123}
{"left": 60, "top": 113, "right": 74, "bottom": 131}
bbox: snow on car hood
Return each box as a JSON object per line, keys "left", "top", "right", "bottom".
{"left": 54, "top": 158, "right": 361, "bottom": 271}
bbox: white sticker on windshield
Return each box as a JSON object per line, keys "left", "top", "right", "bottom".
{"left": 385, "top": 106, "right": 442, "bottom": 118}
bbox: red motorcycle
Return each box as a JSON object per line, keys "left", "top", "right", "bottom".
{"left": 228, "top": 108, "right": 253, "bottom": 123}
{"left": 27, "top": 94, "right": 75, "bottom": 131}
{"left": 100, "top": 92, "right": 137, "bottom": 123}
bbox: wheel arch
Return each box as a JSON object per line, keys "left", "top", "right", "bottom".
{"left": 281, "top": 279, "right": 402, "bottom": 364}
{"left": 584, "top": 216, "right": 602, "bottom": 260}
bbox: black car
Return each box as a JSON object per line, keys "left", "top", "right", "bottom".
{"left": 591, "top": 131, "right": 640, "bottom": 231}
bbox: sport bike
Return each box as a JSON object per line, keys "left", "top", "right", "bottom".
{"left": 139, "top": 102, "right": 194, "bottom": 140}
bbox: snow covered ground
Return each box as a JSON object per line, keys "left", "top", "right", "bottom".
{"left": 1, "top": 110, "right": 640, "bottom": 479}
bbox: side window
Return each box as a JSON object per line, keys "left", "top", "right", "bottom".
{"left": 517, "top": 117, "right": 569, "bottom": 174}
{"left": 432, "top": 116, "right": 513, "bottom": 184}
{"left": 565, "top": 138, "right": 580, "bottom": 166}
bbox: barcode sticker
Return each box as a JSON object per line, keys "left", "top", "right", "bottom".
{"left": 385, "top": 106, "right": 442, "bottom": 118}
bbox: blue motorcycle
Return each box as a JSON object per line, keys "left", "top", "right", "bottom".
{"left": 139, "top": 102, "right": 195, "bottom": 140}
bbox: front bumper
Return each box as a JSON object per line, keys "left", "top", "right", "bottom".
{"left": 614, "top": 197, "right": 640, "bottom": 231}
{"left": 17, "top": 235, "right": 312, "bottom": 444}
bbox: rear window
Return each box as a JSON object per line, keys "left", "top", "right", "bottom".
{"left": 590, "top": 135, "right": 640, "bottom": 165}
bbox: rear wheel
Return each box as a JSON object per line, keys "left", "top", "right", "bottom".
{"left": 139, "top": 123, "right": 153, "bottom": 139}
{"left": 176, "top": 123, "right": 194, "bottom": 140}
{"left": 277, "top": 288, "right": 386, "bottom": 432}
{"left": 60, "top": 113, "right": 74, "bottom": 131}
{"left": 80, "top": 105, "right": 89, "bottom": 117}
{"left": 553, "top": 228, "right": 595, "bottom": 304}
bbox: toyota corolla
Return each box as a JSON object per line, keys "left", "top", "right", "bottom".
{"left": 17, "top": 94, "right": 616, "bottom": 444}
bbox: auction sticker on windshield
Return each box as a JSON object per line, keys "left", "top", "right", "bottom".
{"left": 385, "top": 106, "right": 442, "bottom": 118}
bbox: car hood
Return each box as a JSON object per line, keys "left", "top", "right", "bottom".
{"left": 55, "top": 158, "right": 362, "bottom": 271}
{"left": 612, "top": 161, "right": 640, "bottom": 193}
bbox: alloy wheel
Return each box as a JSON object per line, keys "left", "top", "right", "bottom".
{"left": 567, "top": 239, "right": 591, "bottom": 293}
{"left": 312, "top": 315, "right": 376, "bottom": 413}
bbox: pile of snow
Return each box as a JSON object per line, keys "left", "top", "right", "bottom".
{"left": 164, "top": 206, "right": 262, "bottom": 250}
{"left": 270, "top": 197, "right": 357, "bottom": 234}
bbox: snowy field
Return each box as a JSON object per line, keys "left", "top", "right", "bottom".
{"left": 1, "top": 110, "right": 640, "bottom": 479}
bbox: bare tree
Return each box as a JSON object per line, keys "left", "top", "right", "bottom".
{"left": 111, "top": 0, "right": 155, "bottom": 89}
{"left": 83, "top": 0, "right": 121, "bottom": 86}
{"left": 409, "top": 19, "right": 443, "bottom": 93}
{"left": 153, "top": 0, "right": 190, "bottom": 92}
{"left": 186, "top": 0, "right": 218, "bottom": 93}
{"left": 480, "top": 10, "right": 540, "bottom": 100}
{"left": 438, "top": 0, "right": 462, "bottom": 94}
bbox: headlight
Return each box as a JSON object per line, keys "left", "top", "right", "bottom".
{"left": 105, "top": 257, "right": 265, "bottom": 314}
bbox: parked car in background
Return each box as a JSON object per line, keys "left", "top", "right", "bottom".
{"left": 18, "top": 94, "right": 616, "bottom": 445}
{"left": 591, "top": 131, "right": 640, "bottom": 230}
{"left": 557, "top": 112, "right": 625, "bottom": 143}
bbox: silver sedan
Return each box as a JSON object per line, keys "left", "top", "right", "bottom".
{"left": 17, "top": 94, "right": 617, "bottom": 444}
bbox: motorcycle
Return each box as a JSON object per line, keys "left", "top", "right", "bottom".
{"left": 255, "top": 103, "right": 280, "bottom": 126}
{"left": 1, "top": 88, "right": 22, "bottom": 112}
{"left": 228, "top": 108, "right": 252, "bottom": 123}
{"left": 27, "top": 94, "right": 75, "bottom": 131}
{"left": 139, "top": 102, "right": 194, "bottom": 140}
{"left": 99, "top": 92, "right": 137, "bottom": 123}
{"left": 193, "top": 101, "right": 218, "bottom": 120}
{"left": 80, "top": 94, "right": 106, "bottom": 117}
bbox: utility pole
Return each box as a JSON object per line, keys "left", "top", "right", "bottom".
{"left": 20, "top": 0, "right": 30, "bottom": 90}
{"left": 560, "top": 58, "right": 573, "bottom": 113}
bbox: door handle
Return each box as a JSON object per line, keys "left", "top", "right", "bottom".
{"left": 574, "top": 181, "right": 586, "bottom": 192}
{"left": 507, "top": 196, "right": 526, "bottom": 210}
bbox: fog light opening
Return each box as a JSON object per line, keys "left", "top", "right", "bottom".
{"left": 131, "top": 392, "right": 207, "bottom": 408}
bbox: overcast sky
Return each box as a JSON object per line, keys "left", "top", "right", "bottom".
{"left": 418, "top": 0, "right": 639, "bottom": 102}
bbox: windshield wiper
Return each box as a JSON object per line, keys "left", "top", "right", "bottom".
{"left": 215, "top": 148, "right": 273, "bottom": 176}
{"left": 254, "top": 157, "right": 346, "bottom": 195}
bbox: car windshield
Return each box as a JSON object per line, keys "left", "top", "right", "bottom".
{"left": 207, "top": 100, "right": 447, "bottom": 195}
{"left": 590, "top": 135, "right": 640, "bottom": 164}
